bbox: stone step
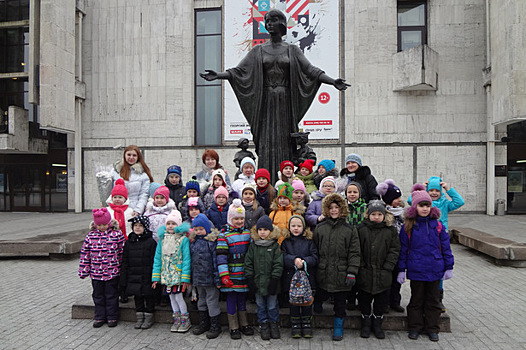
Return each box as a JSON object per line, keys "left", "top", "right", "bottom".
{"left": 72, "top": 296, "right": 450, "bottom": 332}
{"left": 0, "top": 229, "right": 87, "bottom": 257}
{"left": 451, "top": 227, "right": 526, "bottom": 267}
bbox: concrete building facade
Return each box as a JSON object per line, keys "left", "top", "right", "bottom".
{"left": 1, "top": 0, "right": 525, "bottom": 214}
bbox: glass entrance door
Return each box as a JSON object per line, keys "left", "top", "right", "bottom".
{"left": 10, "top": 166, "right": 45, "bottom": 211}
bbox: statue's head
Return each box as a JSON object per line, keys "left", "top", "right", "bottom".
{"left": 291, "top": 132, "right": 310, "bottom": 145}
{"left": 237, "top": 138, "right": 249, "bottom": 149}
{"left": 264, "top": 9, "right": 287, "bottom": 37}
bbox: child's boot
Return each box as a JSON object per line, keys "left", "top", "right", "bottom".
{"left": 134, "top": 312, "right": 145, "bottom": 329}
{"left": 360, "top": 314, "right": 371, "bottom": 338}
{"left": 207, "top": 315, "right": 222, "bottom": 339}
{"left": 290, "top": 317, "right": 301, "bottom": 338}
{"left": 238, "top": 310, "right": 254, "bottom": 335}
{"left": 228, "top": 313, "right": 241, "bottom": 339}
{"left": 269, "top": 321, "right": 280, "bottom": 339}
{"left": 170, "top": 312, "right": 181, "bottom": 332}
{"left": 192, "top": 311, "right": 210, "bottom": 335}
{"left": 259, "top": 322, "right": 270, "bottom": 340}
{"left": 332, "top": 317, "right": 344, "bottom": 341}
{"left": 178, "top": 312, "right": 192, "bottom": 333}
{"left": 301, "top": 316, "right": 313, "bottom": 338}
{"left": 372, "top": 314, "right": 385, "bottom": 339}
{"left": 141, "top": 313, "right": 155, "bottom": 329}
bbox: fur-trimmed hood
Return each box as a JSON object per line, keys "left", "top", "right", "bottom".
{"left": 89, "top": 219, "right": 120, "bottom": 231}
{"left": 269, "top": 199, "right": 306, "bottom": 215}
{"left": 250, "top": 224, "right": 281, "bottom": 241}
{"left": 113, "top": 160, "right": 145, "bottom": 175}
{"left": 321, "top": 193, "right": 349, "bottom": 219}
{"left": 189, "top": 228, "right": 220, "bottom": 242}
{"left": 145, "top": 197, "right": 176, "bottom": 212}
{"left": 157, "top": 222, "right": 191, "bottom": 240}
{"left": 404, "top": 205, "right": 441, "bottom": 220}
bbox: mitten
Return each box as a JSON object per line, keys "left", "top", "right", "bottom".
{"left": 267, "top": 278, "right": 279, "bottom": 295}
{"left": 345, "top": 273, "right": 356, "bottom": 287}
{"left": 397, "top": 271, "right": 406, "bottom": 284}
{"left": 443, "top": 270, "right": 453, "bottom": 280}
{"left": 221, "top": 276, "right": 234, "bottom": 288}
{"left": 247, "top": 278, "right": 257, "bottom": 294}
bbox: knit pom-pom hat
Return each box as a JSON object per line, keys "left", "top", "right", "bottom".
{"left": 111, "top": 179, "right": 128, "bottom": 199}
{"left": 185, "top": 177, "right": 200, "bottom": 195}
{"left": 227, "top": 198, "right": 245, "bottom": 226}
{"left": 376, "top": 179, "right": 402, "bottom": 206}
{"left": 405, "top": 183, "right": 441, "bottom": 219}
{"left": 240, "top": 157, "right": 256, "bottom": 170}
{"left": 165, "top": 209, "right": 182, "bottom": 225}
{"left": 93, "top": 207, "right": 112, "bottom": 226}
{"left": 154, "top": 186, "right": 170, "bottom": 202}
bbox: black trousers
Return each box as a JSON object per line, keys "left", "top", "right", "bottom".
{"left": 357, "top": 289, "right": 389, "bottom": 316}
{"left": 317, "top": 289, "right": 347, "bottom": 318}
{"left": 135, "top": 294, "right": 155, "bottom": 313}
{"left": 407, "top": 280, "right": 442, "bottom": 333}
{"left": 388, "top": 268, "right": 402, "bottom": 307}
{"left": 290, "top": 304, "right": 313, "bottom": 318}
{"left": 92, "top": 278, "right": 120, "bottom": 321}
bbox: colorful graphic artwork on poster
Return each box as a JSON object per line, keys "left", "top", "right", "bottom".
{"left": 224, "top": 0, "right": 340, "bottom": 141}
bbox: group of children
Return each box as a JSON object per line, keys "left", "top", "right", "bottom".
{"left": 79, "top": 155, "right": 464, "bottom": 342}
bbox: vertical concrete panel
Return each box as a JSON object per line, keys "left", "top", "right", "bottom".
{"left": 40, "top": 0, "right": 76, "bottom": 132}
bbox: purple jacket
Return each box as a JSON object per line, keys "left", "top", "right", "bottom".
{"left": 305, "top": 191, "right": 327, "bottom": 229}
{"left": 79, "top": 221, "right": 126, "bottom": 281}
{"left": 398, "top": 212, "right": 454, "bottom": 282}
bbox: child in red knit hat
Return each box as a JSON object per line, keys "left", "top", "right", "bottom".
{"left": 255, "top": 168, "right": 275, "bottom": 215}
{"left": 295, "top": 159, "right": 317, "bottom": 195}
{"left": 106, "top": 179, "right": 134, "bottom": 239}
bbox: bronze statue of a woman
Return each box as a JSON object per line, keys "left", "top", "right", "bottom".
{"left": 201, "top": 9, "right": 348, "bottom": 183}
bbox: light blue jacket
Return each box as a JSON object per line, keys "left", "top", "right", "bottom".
{"left": 152, "top": 224, "right": 191, "bottom": 285}
{"left": 408, "top": 181, "right": 464, "bottom": 232}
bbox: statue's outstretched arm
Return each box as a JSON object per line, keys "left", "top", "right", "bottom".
{"left": 200, "top": 69, "right": 231, "bottom": 81}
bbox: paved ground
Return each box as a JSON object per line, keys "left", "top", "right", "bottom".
{"left": 1, "top": 243, "right": 525, "bottom": 350}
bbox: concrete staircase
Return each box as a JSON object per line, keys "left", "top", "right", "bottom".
{"left": 72, "top": 296, "right": 450, "bottom": 331}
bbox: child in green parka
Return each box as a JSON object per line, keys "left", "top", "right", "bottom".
{"left": 355, "top": 200, "right": 400, "bottom": 340}
{"left": 245, "top": 216, "right": 283, "bottom": 341}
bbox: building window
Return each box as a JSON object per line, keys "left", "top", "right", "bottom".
{"left": 194, "top": 8, "right": 222, "bottom": 146}
{"left": 397, "top": 1, "right": 427, "bottom": 52}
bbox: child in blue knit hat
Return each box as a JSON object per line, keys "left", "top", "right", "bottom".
{"left": 313, "top": 159, "right": 339, "bottom": 190}
{"left": 189, "top": 214, "right": 222, "bottom": 339}
{"left": 164, "top": 165, "right": 186, "bottom": 208}
{"left": 178, "top": 177, "right": 201, "bottom": 221}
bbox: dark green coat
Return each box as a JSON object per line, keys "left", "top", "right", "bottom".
{"left": 356, "top": 220, "right": 400, "bottom": 295}
{"left": 313, "top": 217, "right": 360, "bottom": 293}
{"left": 244, "top": 239, "right": 283, "bottom": 296}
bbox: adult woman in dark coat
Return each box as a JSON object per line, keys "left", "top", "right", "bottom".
{"left": 201, "top": 9, "right": 348, "bottom": 184}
